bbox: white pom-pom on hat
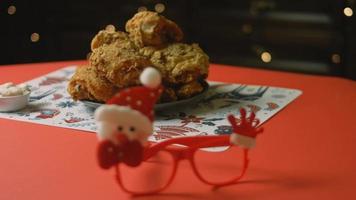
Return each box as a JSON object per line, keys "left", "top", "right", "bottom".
{"left": 140, "top": 67, "right": 161, "bottom": 88}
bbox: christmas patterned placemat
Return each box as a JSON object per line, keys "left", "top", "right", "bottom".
{"left": 0, "top": 66, "right": 302, "bottom": 143}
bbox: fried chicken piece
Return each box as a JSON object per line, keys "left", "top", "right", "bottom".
{"left": 71, "top": 13, "right": 208, "bottom": 104}
{"left": 67, "top": 65, "right": 118, "bottom": 102}
{"left": 89, "top": 42, "right": 152, "bottom": 87}
{"left": 89, "top": 29, "right": 153, "bottom": 87}
{"left": 176, "top": 81, "right": 204, "bottom": 99}
{"left": 159, "top": 87, "right": 178, "bottom": 103}
{"left": 126, "top": 11, "right": 183, "bottom": 47}
{"left": 140, "top": 43, "right": 209, "bottom": 85}
{"left": 91, "top": 30, "right": 131, "bottom": 51}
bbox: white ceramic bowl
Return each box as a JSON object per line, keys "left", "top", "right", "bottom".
{"left": 0, "top": 91, "right": 30, "bottom": 112}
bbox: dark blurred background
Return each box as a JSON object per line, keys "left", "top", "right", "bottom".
{"left": 1, "top": 0, "right": 356, "bottom": 79}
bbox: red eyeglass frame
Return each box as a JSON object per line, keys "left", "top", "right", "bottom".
{"left": 115, "top": 134, "right": 249, "bottom": 195}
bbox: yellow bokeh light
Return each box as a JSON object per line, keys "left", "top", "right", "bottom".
{"left": 344, "top": 7, "right": 353, "bottom": 17}
{"left": 331, "top": 54, "right": 341, "bottom": 64}
{"left": 261, "top": 52, "right": 272, "bottom": 63}
{"left": 155, "top": 3, "right": 165, "bottom": 13}
{"left": 30, "top": 33, "right": 40, "bottom": 42}
{"left": 8, "top": 5, "right": 16, "bottom": 15}
{"left": 242, "top": 24, "right": 252, "bottom": 34}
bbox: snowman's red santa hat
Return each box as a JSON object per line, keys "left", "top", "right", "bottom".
{"left": 95, "top": 67, "right": 163, "bottom": 137}
{"left": 107, "top": 67, "right": 163, "bottom": 121}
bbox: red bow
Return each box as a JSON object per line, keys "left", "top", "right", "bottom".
{"left": 97, "top": 135, "right": 144, "bottom": 169}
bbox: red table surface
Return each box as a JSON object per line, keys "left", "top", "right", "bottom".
{"left": 1, "top": 60, "right": 356, "bottom": 200}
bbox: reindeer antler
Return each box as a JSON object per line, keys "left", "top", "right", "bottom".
{"left": 227, "top": 108, "right": 263, "bottom": 138}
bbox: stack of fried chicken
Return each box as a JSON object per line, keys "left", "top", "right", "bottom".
{"left": 67, "top": 11, "right": 209, "bottom": 103}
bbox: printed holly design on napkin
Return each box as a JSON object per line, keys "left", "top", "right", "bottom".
{"left": 0, "top": 66, "right": 302, "bottom": 142}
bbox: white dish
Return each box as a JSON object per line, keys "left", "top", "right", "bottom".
{"left": 0, "top": 91, "right": 30, "bottom": 112}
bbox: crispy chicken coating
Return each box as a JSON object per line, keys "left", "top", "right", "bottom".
{"left": 90, "top": 30, "right": 131, "bottom": 51}
{"left": 89, "top": 29, "right": 152, "bottom": 87}
{"left": 89, "top": 42, "right": 152, "bottom": 88}
{"left": 67, "top": 65, "right": 118, "bottom": 102}
{"left": 140, "top": 43, "right": 209, "bottom": 85}
{"left": 159, "top": 87, "right": 178, "bottom": 103}
{"left": 125, "top": 11, "right": 183, "bottom": 47}
{"left": 176, "top": 81, "right": 204, "bottom": 99}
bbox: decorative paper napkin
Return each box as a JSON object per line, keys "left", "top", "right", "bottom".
{"left": 0, "top": 66, "right": 302, "bottom": 143}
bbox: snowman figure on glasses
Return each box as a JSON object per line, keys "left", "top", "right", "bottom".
{"left": 94, "top": 67, "right": 162, "bottom": 168}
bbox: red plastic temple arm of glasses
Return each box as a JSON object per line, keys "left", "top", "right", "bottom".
{"left": 144, "top": 135, "right": 230, "bottom": 159}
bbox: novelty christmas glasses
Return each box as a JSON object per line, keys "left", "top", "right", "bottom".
{"left": 97, "top": 109, "right": 263, "bottom": 195}
{"left": 94, "top": 67, "right": 263, "bottom": 195}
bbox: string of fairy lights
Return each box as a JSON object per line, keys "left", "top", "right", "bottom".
{"left": 7, "top": 4, "right": 40, "bottom": 43}
{"left": 4, "top": 1, "right": 354, "bottom": 65}
{"left": 253, "top": 3, "right": 353, "bottom": 64}
{"left": 247, "top": 1, "right": 354, "bottom": 65}
{"left": 6, "top": 2, "right": 166, "bottom": 45}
